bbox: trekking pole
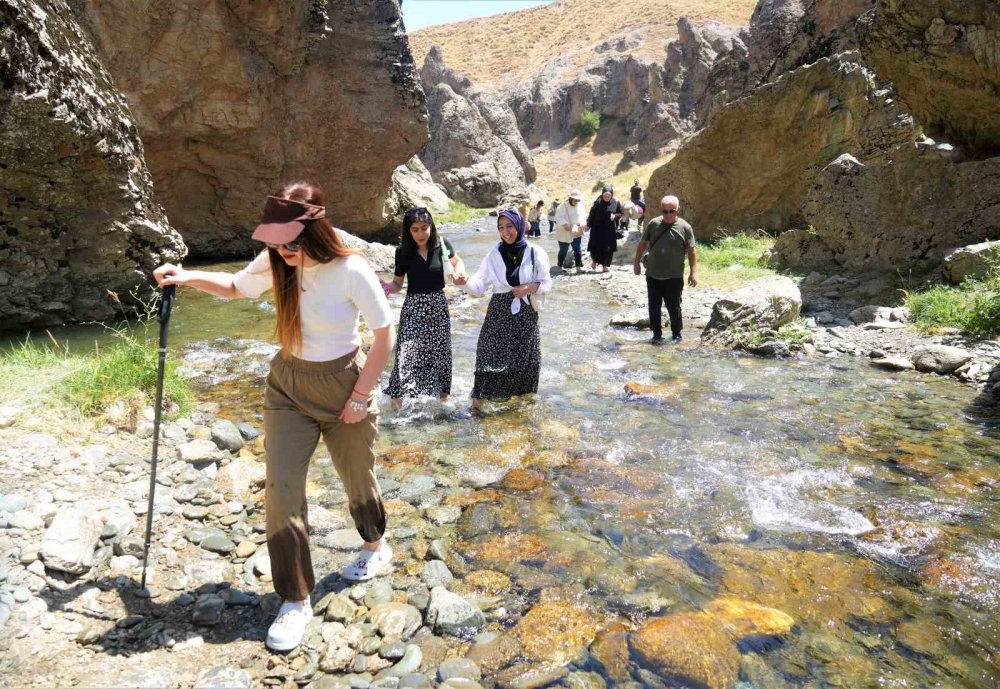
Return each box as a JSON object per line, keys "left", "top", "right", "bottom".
{"left": 140, "top": 284, "right": 176, "bottom": 590}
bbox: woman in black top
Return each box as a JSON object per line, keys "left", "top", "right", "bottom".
{"left": 381, "top": 208, "right": 467, "bottom": 409}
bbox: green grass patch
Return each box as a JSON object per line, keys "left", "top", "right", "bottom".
{"left": 435, "top": 200, "right": 493, "bottom": 226}
{"left": 0, "top": 294, "right": 192, "bottom": 417}
{"left": 904, "top": 269, "right": 1000, "bottom": 338}
{"left": 696, "top": 232, "right": 778, "bottom": 291}
{"left": 729, "top": 321, "right": 813, "bottom": 349}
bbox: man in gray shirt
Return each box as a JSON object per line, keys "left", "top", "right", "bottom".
{"left": 633, "top": 195, "right": 698, "bottom": 342}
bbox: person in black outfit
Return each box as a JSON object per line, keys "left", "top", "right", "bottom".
{"left": 586, "top": 185, "right": 623, "bottom": 272}
{"left": 381, "top": 208, "right": 467, "bottom": 409}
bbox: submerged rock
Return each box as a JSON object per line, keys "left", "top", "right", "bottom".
{"left": 512, "top": 602, "right": 598, "bottom": 664}
{"left": 629, "top": 612, "right": 739, "bottom": 689}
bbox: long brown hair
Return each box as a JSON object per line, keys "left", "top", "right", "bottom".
{"left": 267, "top": 181, "right": 355, "bottom": 354}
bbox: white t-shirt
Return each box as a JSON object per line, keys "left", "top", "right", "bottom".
{"left": 233, "top": 251, "right": 393, "bottom": 361}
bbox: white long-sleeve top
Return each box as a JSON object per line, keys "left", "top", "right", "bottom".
{"left": 464, "top": 241, "right": 552, "bottom": 314}
{"left": 553, "top": 200, "right": 588, "bottom": 243}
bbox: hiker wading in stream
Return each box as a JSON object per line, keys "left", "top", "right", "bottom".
{"left": 454, "top": 209, "right": 552, "bottom": 411}
{"left": 554, "top": 189, "right": 587, "bottom": 272}
{"left": 587, "top": 184, "right": 624, "bottom": 272}
{"left": 634, "top": 194, "right": 698, "bottom": 343}
{"left": 153, "top": 182, "right": 396, "bottom": 652}
{"left": 381, "top": 207, "right": 467, "bottom": 409}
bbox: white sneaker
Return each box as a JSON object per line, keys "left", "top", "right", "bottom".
{"left": 266, "top": 599, "right": 313, "bottom": 651}
{"left": 342, "top": 542, "right": 393, "bottom": 581}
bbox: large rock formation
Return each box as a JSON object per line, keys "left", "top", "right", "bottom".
{"left": 702, "top": 0, "right": 874, "bottom": 121}
{"left": 419, "top": 48, "right": 533, "bottom": 206}
{"left": 422, "top": 48, "right": 536, "bottom": 184}
{"left": 860, "top": 0, "right": 1000, "bottom": 156}
{"left": 72, "top": 0, "right": 428, "bottom": 256}
{"left": 0, "top": 0, "right": 185, "bottom": 332}
{"left": 647, "top": 53, "right": 921, "bottom": 236}
{"left": 383, "top": 156, "right": 450, "bottom": 221}
{"left": 749, "top": 0, "right": 873, "bottom": 86}
{"left": 510, "top": 18, "right": 746, "bottom": 159}
{"left": 771, "top": 147, "right": 1000, "bottom": 271}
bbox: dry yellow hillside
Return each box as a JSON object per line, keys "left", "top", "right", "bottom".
{"left": 409, "top": 0, "right": 757, "bottom": 91}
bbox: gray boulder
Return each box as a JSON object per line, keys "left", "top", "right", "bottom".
{"left": 942, "top": 240, "right": 1000, "bottom": 284}
{"left": 849, "top": 306, "right": 893, "bottom": 324}
{"left": 419, "top": 49, "right": 531, "bottom": 207}
{"left": 210, "top": 420, "right": 244, "bottom": 452}
{"left": 911, "top": 345, "right": 972, "bottom": 374}
{"left": 384, "top": 156, "right": 451, "bottom": 221}
{"left": 40, "top": 509, "right": 102, "bottom": 574}
{"left": 704, "top": 276, "right": 802, "bottom": 336}
{"left": 426, "top": 587, "right": 485, "bottom": 638}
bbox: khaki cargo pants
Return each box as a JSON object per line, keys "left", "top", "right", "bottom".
{"left": 263, "top": 349, "right": 385, "bottom": 602}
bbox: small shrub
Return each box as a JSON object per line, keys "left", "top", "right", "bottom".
{"left": 904, "top": 261, "right": 1000, "bottom": 338}
{"left": 576, "top": 109, "right": 602, "bottom": 138}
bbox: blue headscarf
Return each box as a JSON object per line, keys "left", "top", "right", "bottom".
{"left": 497, "top": 208, "right": 528, "bottom": 251}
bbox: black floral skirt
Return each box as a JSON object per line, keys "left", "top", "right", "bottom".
{"left": 472, "top": 292, "right": 541, "bottom": 402}
{"left": 384, "top": 290, "right": 452, "bottom": 399}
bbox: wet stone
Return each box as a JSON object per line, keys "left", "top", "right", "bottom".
{"left": 426, "top": 587, "right": 485, "bottom": 638}
{"left": 236, "top": 423, "right": 260, "bottom": 441}
{"left": 210, "top": 420, "right": 244, "bottom": 452}
{"left": 421, "top": 560, "right": 453, "bottom": 589}
{"left": 438, "top": 658, "right": 482, "bottom": 682}
{"left": 380, "top": 640, "right": 407, "bottom": 660}
{"left": 397, "top": 674, "right": 432, "bottom": 689}
{"left": 359, "top": 636, "right": 383, "bottom": 655}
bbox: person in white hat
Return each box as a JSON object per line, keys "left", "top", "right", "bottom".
{"left": 554, "top": 190, "right": 587, "bottom": 273}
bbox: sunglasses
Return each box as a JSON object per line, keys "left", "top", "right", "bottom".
{"left": 404, "top": 207, "right": 430, "bottom": 219}
{"left": 661, "top": 208, "right": 679, "bottom": 214}
{"left": 265, "top": 241, "right": 302, "bottom": 252}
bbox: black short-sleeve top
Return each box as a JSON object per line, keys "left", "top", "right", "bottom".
{"left": 394, "top": 238, "right": 456, "bottom": 294}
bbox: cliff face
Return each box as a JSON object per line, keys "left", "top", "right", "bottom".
{"left": 419, "top": 48, "right": 533, "bottom": 207}
{"left": 508, "top": 19, "right": 746, "bottom": 160}
{"left": 647, "top": 54, "right": 921, "bottom": 236}
{"left": 0, "top": 0, "right": 186, "bottom": 332}
{"left": 72, "top": 0, "right": 428, "bottom": 256}
{"left": 860, "top": 0, "right": 1000, "bottom": 156}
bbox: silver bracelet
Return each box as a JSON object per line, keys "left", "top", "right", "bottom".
{"left": 348, "top": 398, "right": 367, "bottom": 414}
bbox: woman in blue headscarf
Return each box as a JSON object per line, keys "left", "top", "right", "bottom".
{"left": 455, "top": 209, "right": 552, "bottom": 410}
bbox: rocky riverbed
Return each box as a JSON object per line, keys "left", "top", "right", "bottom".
{"left": 2, "top": 228, "right": 998, "bottom": 689}
{"left": 594, "top": 262, "right": 1000, "bottom": 397}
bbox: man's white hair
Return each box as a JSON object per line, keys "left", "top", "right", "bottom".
{"left": 661, "top": 195, "right": 680, "bottom": 207}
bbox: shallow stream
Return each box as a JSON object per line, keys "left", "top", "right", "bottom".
{"left": 34, "top": 222, "right": 1000, "bottom": 686}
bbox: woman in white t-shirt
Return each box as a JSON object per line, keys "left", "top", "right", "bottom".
{"left": 153, "top": 182, "right": 396, "bottom": 653}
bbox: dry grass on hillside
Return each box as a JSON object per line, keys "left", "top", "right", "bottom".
{"left": 530, "top": 118, "right": 675, "bottom": 205}
{"left": 409, "top": 0, "right": 757, "bottom": 91}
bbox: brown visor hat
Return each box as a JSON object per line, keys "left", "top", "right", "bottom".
{"left": 251, "top": 196, "right": 326, "bottom": 244}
